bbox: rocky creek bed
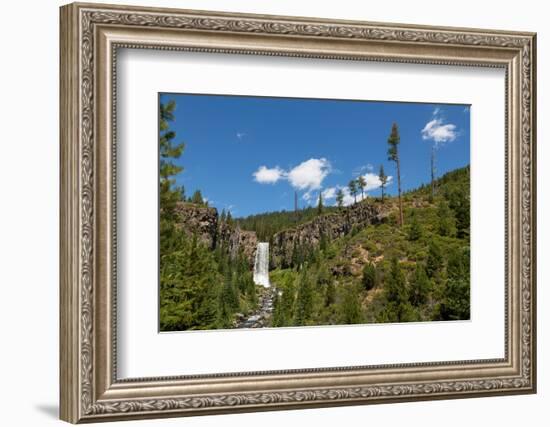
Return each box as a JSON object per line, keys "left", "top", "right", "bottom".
{"left": 235, "top": 287, "right": 276, "bottom": 329}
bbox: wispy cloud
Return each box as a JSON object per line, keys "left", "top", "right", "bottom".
{"left": 421, "top": 108, "right": 459, "bottom": 146}
{"left": 236, "top": 132, "right": 247, "bottom": 141}
{"left": 352, "top": 163, "right": 373, "bottom": 177}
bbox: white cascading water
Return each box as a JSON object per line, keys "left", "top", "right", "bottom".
{"left": 253, "top": 242, "right": 270, "bottom": 287}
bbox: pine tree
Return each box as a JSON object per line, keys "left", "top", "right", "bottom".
{"left": 430, "top": 145, "right": 436, "bottom": 202}
{"left": 409, "top": 263, "right": 430, "bottom": 306}
{"left": 357, "top": 175, "right": 366, "bottom": 200}
{"left": 348, "top": 180, "right": 358, "bottom": 204}
{"left": 378, "top": 164, "right": 388, "bottom": 202}
{"left": 317, "top": 191, "right": 324, "bottom": 215}
{"left": 387, "top": 123, "right": 404, "bottom": 226}
{"left": 339, "top": 285, "right": 362, "bottom": 324}
{"left": 380, "top": 257, "right": 413, "bottom": 322}
{"left": 190, "top": 189, "right": 204, "bottom": 205}
{"left": 361, "top": 263, "right": 377, "bottom": 291}
{"left": 159, "top": 100, "right": 185, "bottom": 221}
{"left": 336, "top": 188, "right": 344, "bottom": 210}
{"left": 438, "top": 247, "right": 470, "bottom": 320}
{"left": 294, "top": 267, "right": 313, "bottom": 325}
{"left": 407, "top": 212, "right": 422, "bottom": 241}
{"left": 446, "top": 184, "right": 470, "bottom": 239}
{"left": 437, "top": 200, "right": 456, "bottom": 237}
{"left": 159, "top": 233, "right": 220, "bottom": 331}
{"left": 426, "top": 240, "right": 443, "bottom": 278}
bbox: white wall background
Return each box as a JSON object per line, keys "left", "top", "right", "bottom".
{"left": 0, "top": 0, "right": 545, "bottom": 426}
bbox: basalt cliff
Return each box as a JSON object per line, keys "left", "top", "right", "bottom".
{"left": 173, "top": 201, "right": 387, "bottom": 268}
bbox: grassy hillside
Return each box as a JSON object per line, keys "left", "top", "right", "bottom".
{"left": 269, "top": 166, "right": 470, "bottom": 326}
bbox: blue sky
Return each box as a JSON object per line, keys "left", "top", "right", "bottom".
{"left": 160, "top": 93, "right": 470, "bottom": 217}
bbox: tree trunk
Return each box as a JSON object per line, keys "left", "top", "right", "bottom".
{"left": 397, "top": 155, "right": 404, "bottom": 226}
{"left": 430, "top": 145, "right": 436, "bottom": 200}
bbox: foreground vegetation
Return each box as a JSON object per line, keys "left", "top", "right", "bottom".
{"left": 159, "top": 100, "right": 258, "bottom": 331}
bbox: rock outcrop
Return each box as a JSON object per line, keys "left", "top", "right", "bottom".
{"left": 173, "top": 202, "right": 257, "bottom": 265}
{"left": 271, "top": 202, "right": 387, "bottom": 268}
{"left": 173, "top": 202, "right": 218, "bottom": 249}
{"left": 218, "top": 221, "right": 258, "bottom": 264}
{"left": 173, "top": 201, "right": 387, "bottom": 268}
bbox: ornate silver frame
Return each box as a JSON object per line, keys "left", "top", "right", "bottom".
{"left": 60, "top": 2, "right": 537, "bottom": 423}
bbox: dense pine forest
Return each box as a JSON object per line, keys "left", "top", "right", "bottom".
{"left": 159, "top": 99, "right": 470, "bottom": 331}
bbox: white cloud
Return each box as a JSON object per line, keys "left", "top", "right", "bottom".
{"left": 287, "top": 158, "right": 331, "bottom": 191}
{"left": 421, "top": 119, "right": 457, "bottom": 144}
{"left": 253, "top": 157, "right": 331, "bottom": 191}
{"left": 322, "top": 187, "right": 337, "bottom": 200}
{"left": 236, "top": 132, "right": 246, "bottom": 140}
{"left": 302, "top": 191, "right": 313, "bottom": 201}
{"left": 421, "top": 109, "right": 458, "bottom": 145}
{"left": 252, "top": 165, "right": 285, "bottom": 184}
{"left": 342, "top": 187, "right": 364, "bottom": 206}
{"left": 362, "top": 172, "right": 393, "bottom": 192}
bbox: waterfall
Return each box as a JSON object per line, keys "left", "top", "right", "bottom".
{"left": 253, "top": 242, "right": 270, "bottom": 288}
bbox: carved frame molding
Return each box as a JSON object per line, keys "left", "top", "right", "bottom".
{"left": 60, "top": 2, "right": 536, "bottom": 423}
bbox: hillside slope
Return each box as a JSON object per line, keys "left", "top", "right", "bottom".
{"left": 268, "top": 166, "right": 470, "bottom": 326}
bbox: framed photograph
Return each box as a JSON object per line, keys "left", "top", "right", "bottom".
{"left": 60, "top": 2, "right": 537, "bottom": 423}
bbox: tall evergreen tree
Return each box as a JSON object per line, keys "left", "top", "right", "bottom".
{"left": 294, "top": 267, "right": 313, "bottom": 325}
{"left": 317, "top": 191, "right": 324, "bottom": 215}
{"left": 426, "top": 240, "right": 443, "bottom": 278}
{"left": 339, "top": 285, "right": 362, "bottom": 324}
{"left": 348, "top": 180, "right": 358, "bottom": 204}
{"left": 387, "top": 123, "right": 404, "bottom": 226}
{"left": 446, "top": 184, "right": 470, "bottom": 239}
{"left": 336, "top": 188, "right": 344, "bottom": 210}
{"left": 159, "top": 100, "right": 185, "bottom": 220}
{"left": 380, "top": 257, "right": 413, "bottom": 322}
{"left": 407, "top": 212, "right": 422, "bottom": 241}
{"left": 437, "top": 200, "right": 456, "bottom": 237}
{"left": 430, "top": 145, "right": 436, "bottom": 202}
{"left": 438, "top": 248, "right": 470, "bottom": 320}
{"left": 160, "top": 233, "right": 219, "bottom": 331}
{"left": 378, "top": 164, "right": 388, "bottom": 202}
{"left": 409, "top": 263, "right": 430, "bottom": 306}
{"left": 357, "top": 175, "right": 366, "bottom": 200}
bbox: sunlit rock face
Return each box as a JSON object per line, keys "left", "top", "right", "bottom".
{"left": 270, "top": 202, "right": 388, "bottom": 268}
